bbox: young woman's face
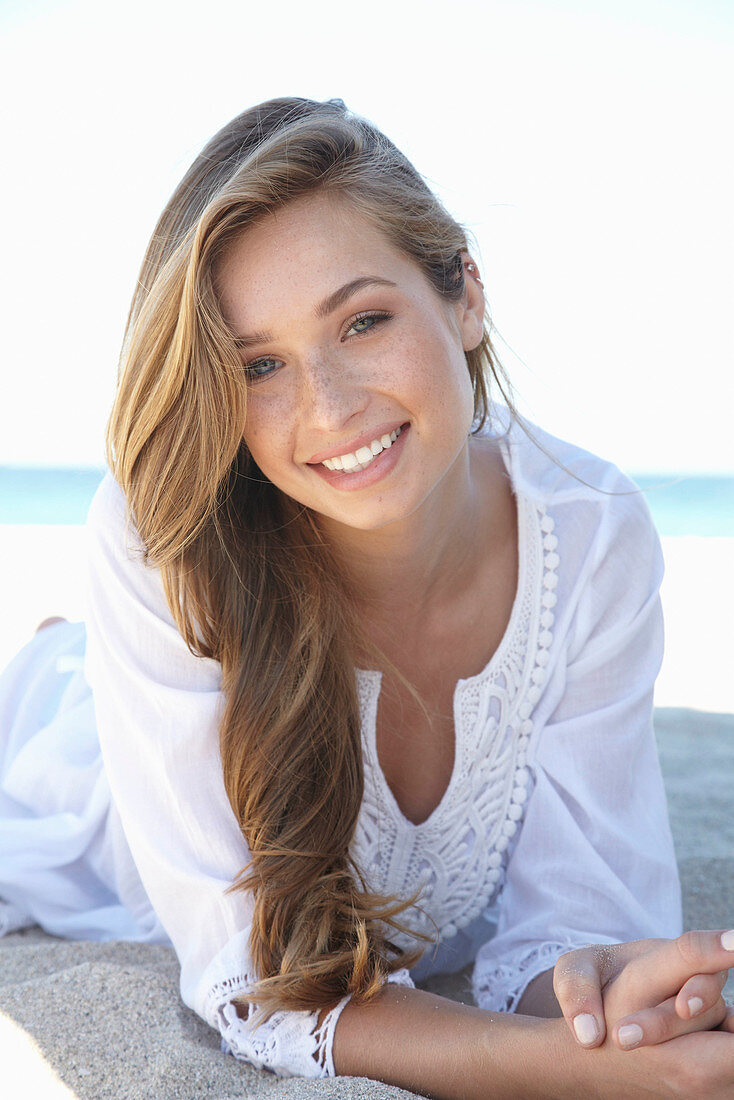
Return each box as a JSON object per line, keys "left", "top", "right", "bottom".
{"left": 215, "top": 192, "right": 485, "bottom": 533}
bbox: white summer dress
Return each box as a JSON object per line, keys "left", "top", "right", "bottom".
{"left": 0, "top": 412, "right": 683, "bottom": 1078}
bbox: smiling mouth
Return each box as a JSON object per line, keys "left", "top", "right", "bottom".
{"left": 318, "top": 426, "right": 404, "bottom": 474}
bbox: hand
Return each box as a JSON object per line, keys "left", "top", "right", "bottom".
{"left": 553, "top": 930, "right": 734, "bottom": 1051}
{"left": 545, "top": 996, "right": 734, "bottom": 1100}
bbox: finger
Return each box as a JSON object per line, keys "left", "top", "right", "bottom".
{"left": 674, "top": 971, "right": 730, "bottom": 1020}
{"left": 553, "top": 949, "right": 608, "bottom": 1047}
{"left": 613, "top": 992, "right": 728, "bottom": 1050}
{"left": 717, "top": 1005, "right": 734, "bottom": 1034}
{"left": 622, "top": 930, "right": 734, "bottom": 1007}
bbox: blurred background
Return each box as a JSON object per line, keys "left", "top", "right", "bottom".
{"left": 1, "top": 0, "right": 732, "bottom": 708}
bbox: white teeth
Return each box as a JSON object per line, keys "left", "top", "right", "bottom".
{"left": 321, "top": 425, "right": 403, "bottom": 474}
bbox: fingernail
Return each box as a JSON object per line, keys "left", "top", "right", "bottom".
{"left": 721, "top": 930, "right": 734, "bottom": 951}
{"left": 573, "top": 1013, "right": 599, "bottom": 1045}
{"left": 618, "top": 1024, "right": 644, "bottom": 1050}
{"left": 687, "top": 996, "right": 704, "bottom": 1017}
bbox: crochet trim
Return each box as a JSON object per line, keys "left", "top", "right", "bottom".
{"left": 206, "top": 967, "right": 414, "bottom": 1078}
{"left": 473, "top": 939, "right": 582, "bottom": 1013}
{"left": 352, "top": 496, "right": 558, "bottom": 950}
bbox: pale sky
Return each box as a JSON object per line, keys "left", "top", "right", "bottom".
{"left": 1, "top": 0, "right": 732, "bottom": 473}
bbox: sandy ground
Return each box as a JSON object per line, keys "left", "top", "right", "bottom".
{"left": 1, "top": 528, "right": 733, "bottom": 1097}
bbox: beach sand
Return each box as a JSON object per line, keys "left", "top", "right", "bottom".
{"left": 1, "top": 528, "right": 733, "bottom": 1097}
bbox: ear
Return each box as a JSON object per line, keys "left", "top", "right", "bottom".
{"left": 456, "top": 251, "right": 486, "bottom": 352}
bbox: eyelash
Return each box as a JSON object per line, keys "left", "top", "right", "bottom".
{"left": 345, "top": 309, "right": 394, "bottom": 337}
{"left": 243, "top": 310, "right": 394, "bottom": 381}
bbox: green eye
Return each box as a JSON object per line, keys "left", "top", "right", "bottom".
{"left": 346, "top": 311, "right": 393, "bottom": 337}
{"left": 350, "top": 316, "right": 377, "bottom": 333}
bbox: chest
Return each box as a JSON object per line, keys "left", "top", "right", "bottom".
{"left": 374, "top": 676, "right": 456, "bottom": 828}
{"left": 374, "top": 547, "right": 518, "bottom": 827}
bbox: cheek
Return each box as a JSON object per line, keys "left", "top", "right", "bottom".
{"left": 396, "top": 324, "right": 474, "bottom": 426}
{"left": 454, "top": 356, "right": 477, "bottom": 420}
{"left": 242, "top": 397, "right": 292, "bottom": 475}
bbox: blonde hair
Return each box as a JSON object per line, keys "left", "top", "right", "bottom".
{"left": 106, "top": 97, "right": 515, "bottom": 1017}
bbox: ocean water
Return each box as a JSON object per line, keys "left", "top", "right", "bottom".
{"left": 0, "top": 466, "right": 733, "bottom": 536}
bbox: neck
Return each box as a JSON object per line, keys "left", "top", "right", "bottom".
{"left": 320, "top": 436, "right": 510, "bottom": 625}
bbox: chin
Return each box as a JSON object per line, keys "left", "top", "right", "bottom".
{"left": 314, "top": 505, "right": 403, "bottom": 533}
{"left": 318, "top": 486, "right": 437, "bottom": 534}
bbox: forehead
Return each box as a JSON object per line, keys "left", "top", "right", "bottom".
{"left": 214, "top": 192, "right": 425, "bottom": 327}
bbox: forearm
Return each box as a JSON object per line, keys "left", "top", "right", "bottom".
{"left": 332, "top": 983, "right": 571, "bottom": 1100}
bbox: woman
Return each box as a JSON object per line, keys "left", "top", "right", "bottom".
{"left": 1, "top": 96, "right": 732, "bottom": 1097}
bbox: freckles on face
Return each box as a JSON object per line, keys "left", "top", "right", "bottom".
{"left": 215, "top": 193, "right": 477, "bottom": 529}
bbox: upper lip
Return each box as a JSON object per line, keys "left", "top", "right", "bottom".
{"left": 305, "top": 420, "right": 408, "bottom": 464}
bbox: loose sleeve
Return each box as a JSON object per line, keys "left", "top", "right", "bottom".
{"left": 82, "top": 474, "right": 357, "bottom": 1077}
{"left": 472, "top": 489, "right": 682, "bottom": 1012}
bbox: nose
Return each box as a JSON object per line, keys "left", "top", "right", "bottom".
{"left": 298, "top": 355, "right": 369, "bottom": 432}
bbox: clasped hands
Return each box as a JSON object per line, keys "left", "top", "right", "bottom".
{"left": 547, "top": 932, "right": 734, "bottom": 1095}
{"left": 548, "top": 932, "right": 730, "bottom": 1100}
{"left": 553, "top": 930, "right": 734, "bottom": 1054}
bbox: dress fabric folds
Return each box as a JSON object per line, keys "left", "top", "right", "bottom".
{"left": 0, "top": 411, "right": 683, "bottom": 1078}
{"left": 0, "top": 620, "right": 167, "bottom": 943}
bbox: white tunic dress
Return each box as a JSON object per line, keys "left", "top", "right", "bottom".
{"left": 0, "top": 414, "right": 683, "bottom": 1078}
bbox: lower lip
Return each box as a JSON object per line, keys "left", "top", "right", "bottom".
{"left": 307, "top": 424, "right": 410, "bottom": 492}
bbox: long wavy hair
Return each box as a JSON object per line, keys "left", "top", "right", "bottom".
{"left": 106, "top": 96, "right": 515, "bottom": 1018}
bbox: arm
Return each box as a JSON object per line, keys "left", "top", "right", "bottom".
{"left": 333, "top": 939, "right": 734, "bottom": 1099}
{"left": 333, "top": 983, "right": 563, "bottom": 1099}
{"left": 504, "top": 488, "right": 731, "bottom": 1046}
{"left": 82, "top": 473, "right": 358, "bottom": 1077}
{"left": 472, "top": 488, "right": 682, "bottom": 1023}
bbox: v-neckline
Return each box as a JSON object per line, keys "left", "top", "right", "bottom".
{"left": 356, "top": 430, "right": 535, "bottom": 833}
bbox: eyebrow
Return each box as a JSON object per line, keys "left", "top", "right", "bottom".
{"left": 231, "top": 276, "right": 398, "bottom": 349}
{"left": 314, "top": 275, "right": 398, "bottom": 319}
